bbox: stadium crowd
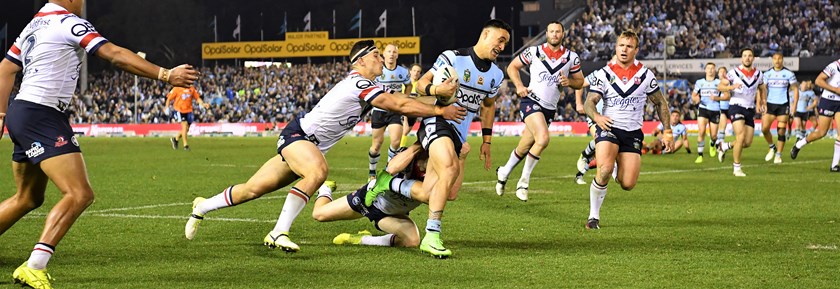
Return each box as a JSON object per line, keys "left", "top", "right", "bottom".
{"left": 567, "top": 0, "right": 840, "bottom": 61}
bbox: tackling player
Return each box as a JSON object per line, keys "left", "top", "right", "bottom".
{"left": 183, "top": 40, "right": 465, "bottom": 253}
{"left": 497, "top": 21, "right": 584, "bottom": 201}
{"left": 790, "top": 58, "right": 840, "bottom": 172}
{"left": 0, "top": 1, "right": 198, "bottom": 288}
{"left": 717, "top": 48, "right": 768, "bottom": 177}
{"left": 583, "top": 31, "right": 672, "bottom": 229}
{"left": 760, "top": 53, "right": 798, "bottom": 164}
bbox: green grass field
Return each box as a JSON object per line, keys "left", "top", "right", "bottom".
{"left": 0, "top": 135, "right": 838, "bottom": 288}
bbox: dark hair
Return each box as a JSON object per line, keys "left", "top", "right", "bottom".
{"left": 484, "top": 19, "right": 512, "bottom": 34}
{"left": 349, "top": 40, "right": 376, "bottom": 62}
{"left": 705, "top": 62, "right": 716, "bottom": 67}
{"left": 740, "top": 48, "right": 754, "bottom": 56}
{"left": 772, "top": 52, "right": 784, "bottom": 58}
{"left": 547, "top": 21, "right": 564, "bottom": 31}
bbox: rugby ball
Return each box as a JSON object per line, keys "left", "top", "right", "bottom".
{"left": 432, "top": 65, "right": 459, "bottom": 105}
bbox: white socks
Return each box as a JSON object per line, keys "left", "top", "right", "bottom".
{"left": 195, "top": 186, "right": 235, "bottom": 215}
{"left": 271, "top": 187, "right": 309, "bottom": 233}
{"left": 518, "top": 152, "right": 540, "bottom": 187}
{"left": 589, "top": 180, "right": 607, "bottom": 220}
{"left": 27, "top": 243, "right": 54, "bottom": 270}
{"left": 360, "top": 234, "right": 395, "bottom": 246}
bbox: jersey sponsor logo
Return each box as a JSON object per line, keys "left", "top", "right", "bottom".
{"left": 606, "top": 95, "right": 647, "bottom": 110}
{"left": 537, "top": 71, "right": 562, "bottom": 84}
{"left": 599, "top": 130, "right": 616, "bottom": 140}
{"left": 457, "top": 90, "right": 484, "bottom": 112}
{"left": 355, "top": 79, "right": 375, "bottom": 90}
{"left": 70, "top": 21, "right": 97, "bottom": 37}
{"left": 276, "top": 136, "right": 286, "bottom": 149}
{"left": 649, "top": 78, "right": 659, "bottom": 90}
{"left": 55, "top": 136, "right": 68, "bottom": 147}
{"left": 338, "top": 116, "right": 361, "bottom": 128}
{"left": 26, "top": 142, "right": 45, "bottom": 158}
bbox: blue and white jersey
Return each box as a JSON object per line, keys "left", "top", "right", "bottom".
{"left": 797, "top": 89, "right": 817, "bottom": 113}
{"left": 373, "top": 65, "right": 410, "bottom": 112}
{"left": 726, "top": 66, "right": 764, "bottom": 109}
{"left": 429, "top": 47, "right": 504, "bottom": 143}
{"left": 657, "top": 122, "right": 686, "bottom": 139}
{"left": 819, "top": 60, "right": 840, "bottom": 101}
{"left": 517, "top": 43, "right": 581, "bottom": 110}
{"left": 763, "top": 68, "right": 798, "bottom": 105}
{"left": 6, "top": 3, "right": 109, "bottom": 112}
{"left": 693, "top": 78, "right": 721, "bottom": 111}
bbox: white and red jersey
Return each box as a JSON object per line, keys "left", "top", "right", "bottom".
{"left": 588, "top": 60, "right": 659, "bottom": 131}
{"left": 517, "top": 43, "right": 581, "bottom": 110}
{"left": 299, "top": 70, "right": 384, "bottom": 153}
{"left": 5, "top": 3, "right": 109, "bottom": 112}
{"left": 819, "top": 59, "right": 840, "bottom": 101}
{"left": 726, "top": 66, "right": 764, "bottom": 108}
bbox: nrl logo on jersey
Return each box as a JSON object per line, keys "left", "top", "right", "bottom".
{"left": 463, "top": 69, "right": 471, "bottom": 83}
{"left": 634, "top": 77, "right": 641, "bottom": 85}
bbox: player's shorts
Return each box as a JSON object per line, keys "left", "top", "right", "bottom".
{"left": 417, "top": 117, "right": 462, "bottom": 157}
{"left": 765, "top": 103, "right": 789, "bottom": 116}
{"left": 346, "top": 185, "right": 391, "bottom": 230}
{"left": 697, "top": 107, "right": 721, "bottom": 124}
{"left": 594, "top": 126, "right": 643, "bottom": 154}
{"left": 519, "top": 97, "right": 555, "bottom": 125}
{"left": 276, "top": 119, "right": 320, "bottom": 160}
{"left": 404, "top": 116, "right": 418, "bottom": 130}
{"left": 5, "top": 100, "right": 81, "bottom": 164}
{"left": 720, "top": 108, "right": 729, "bottom": 117}
{"left": 728, "top": 105, "right": 756, "bottom": 127}
{"left": 817, "top": 98, "right": 840, "bottom": 117}
{"left": 173, "top": 111, "right": 195, "bottom": 125}
{"left": 371, "top": 110, "right": 403, "bottom": 129}
{"left": 794, "top": 111, "right": 813, "bottom": 119}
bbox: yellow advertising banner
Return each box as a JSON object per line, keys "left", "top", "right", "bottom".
{"left": 202, "top": 32, "right": 420, "bottom": 59}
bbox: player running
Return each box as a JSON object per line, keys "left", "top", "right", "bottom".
{"left": 368, "top": 44, "right": 412, "bottom": 179}
{"left": 0, "top": 1, "right": 198, "bottom": 288}
{"left": 760, "top": 53, "right": 798, "bottom": 164}
{"left": 165, "top": 86, "right": 208, "bottom": 151}
{"left": 717, "top": 66, "right": 732, "bottom": 145}
{"left": 184, "top": 40, "right": 465, "bottom": 253}
{"left": 792, "top": 81, "right": 818, "bottom": 140}
{"left": 690, "top": 63, "right": 723, "bottom": 163}
{"left": 717, "top": 48, "right": 768, "bottom": 177}
{"left": 583, "top": 31, "right": 672, "bottom": 229}
{"left": 497, "top": 21, "right": 584, "bottom": 201}
{"left": 790, "top": 58, "right": 840, "bottom": 172}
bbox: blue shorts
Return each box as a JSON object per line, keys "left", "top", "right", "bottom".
{"left": 276, "top": 119, "right": 319, "bottom": 160}
{"left": 5, "top": 100, "right": 81, "bottom": 164}
{"left": 817, "top": 98, "right": 840, "bottom": 117}
{"left": 595, "top": 126, "right": 643, "bottom": 154}
{"left": 519, "top": 97, "right": 555, "bottom": 125}
{"left": 173, "top": 111, "right": 195, "bottom": 125}
{"left": 346, "top": 185, "right": 390, "bottom": 230}
{"left": 728, "top": 105, "right": 756, "bottom": 127}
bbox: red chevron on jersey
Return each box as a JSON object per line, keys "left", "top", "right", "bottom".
{"left": 541, "top": 43, "right": 566, "bottom": 61}
{"left": 608, "top": 60, "right": 644, "bottom": 84}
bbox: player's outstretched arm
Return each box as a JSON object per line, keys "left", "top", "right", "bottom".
{"left": 370, "top": 92, "right": 466, "bottom": 123}
{"left": 648, "top": 90, "right": 674, "bottom": 152}
{"left": 385, "top": 143, "right": 423, "bottom": 175}
{"left": 95, "top": 42, "right": 198, "bottom": 87}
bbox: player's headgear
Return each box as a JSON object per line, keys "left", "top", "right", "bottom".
{"left": 350, "top": 40, "right": 377, "bottom": 63}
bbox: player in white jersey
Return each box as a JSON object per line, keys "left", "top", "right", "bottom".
{"left": 498, "top": 21, "right": 584, "bottom": 201}
{"left": 760, "top": 53, "right": 799, "bottom": 164}
{"left": 583, "top": 31, "right": 672, "bottom": 230}
{"left": 184, "top": 40, "right": 465, "bottom": 252}
{"left": 792, "top": 81, "right": 818, "bottom": 140}
{"left": 790, "top": 58, "right": 840, "bottom": 172}
{"left": 691, "top": 63, "right": 723, "bottom": 163}
{"left": 311, "top": 144, "right": 427, "bottom": 249}
{"left": 367, "top": 20, "right": 510, "bottom": 258}
{"left": 716, "top": 48, "right": 767, "bottom": 177}
{"left": 0, "top": 1, "right": 198, "bottom": 288}
{"left": 368, "top": 44, "right": 412, "bottom": 179}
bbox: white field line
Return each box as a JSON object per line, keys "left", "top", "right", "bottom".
{"left": 26, "top": 160, "right": 824, "bottom": 223}
{"left": 806, "top": 244, "right": 838, "bottom": 250}
{"left": 210, "top": 163, "right": 363, "bottom": 171}
{"left": 462, "top": 159, "right": 824, "bottom": 185}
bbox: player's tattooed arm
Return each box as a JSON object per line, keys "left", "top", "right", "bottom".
{"left": 585, "top": 92, "right": 612, "bottom": 130}
{"left": 648, "top": 90, "right": 671, "bottom": 131}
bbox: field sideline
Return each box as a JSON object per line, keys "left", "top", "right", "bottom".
{"left": 0, "top": 136, "right": 838, "bottom": 288}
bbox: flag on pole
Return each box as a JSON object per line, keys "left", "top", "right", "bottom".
{"left": 349, "top": 10, "right": 361, "bottom": 31}
{"left": 209, "top": 16, "right": 217, "bottom": 42}
{"left": 303, "top": 12, "right": 311, "bottom": 31}
{"left": 490, "top": 7, "right": 496, "bottom": 19}
{"left": 279, "top": 12, "right": 287, "bottom": 35}
{"left": 232, "top": 15, "right": 241, "bottom": 40}
{"left": 375, "top": 10, "right": 387, "bottom": 36}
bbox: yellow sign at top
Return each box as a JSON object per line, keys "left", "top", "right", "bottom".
{"left": 201, "top": 31, "right": 421, "bottom": 59}
{"left": 285, "top": 31, "right": 329, "bottom": 41}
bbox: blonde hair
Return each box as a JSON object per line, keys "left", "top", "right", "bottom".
{"left": 618, "top": 30, "right": 640, "bottom": 47}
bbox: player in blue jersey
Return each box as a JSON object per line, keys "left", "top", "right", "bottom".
{"left": 792, "top": 81, "right": 818, "bottom": 140}
{"left": 691, "top": 63, "right": 723, "bottom": 163}
{"left": 368, "top": 19, "right": 511, "bottom": 258}
{"left": 368, "top": 44, "right": 412, "bottom": 179}
{"left": 646, "top": 110, "right": 689, "bottom": 154}
{"left": 760, "top": 53, "right": 799, "bottom": 164}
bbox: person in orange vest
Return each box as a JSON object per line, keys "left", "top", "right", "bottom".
{"left": 165, "top": 86, "right": 208, "bottom": 150}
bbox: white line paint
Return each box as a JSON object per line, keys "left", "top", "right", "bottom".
{"left": 85, "top": 196, "right": 285, "bottom": 214}
{"left": 806, "top": 244, "right": 838, "bottom": 250}
{"left": 85, "top": 213, "right": 275, "bottom": 223}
